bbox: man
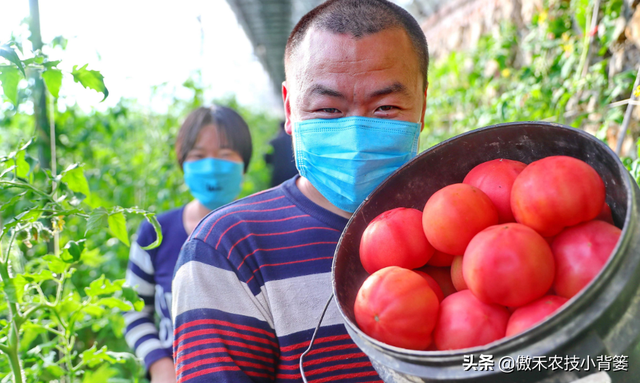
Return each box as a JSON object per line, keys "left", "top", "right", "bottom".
{"left": 172, "top": 0, "right": 428, "bottom": 381}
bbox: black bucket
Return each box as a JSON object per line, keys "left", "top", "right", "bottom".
{"left": 332, "top": 122, "right": 640, "bottom": 383}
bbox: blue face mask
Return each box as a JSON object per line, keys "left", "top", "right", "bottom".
{"left": 293, "top": 116, "right": 421, "bottom": 213}
{"left": 183, "top": 158, "right": 244, "bottom": 211}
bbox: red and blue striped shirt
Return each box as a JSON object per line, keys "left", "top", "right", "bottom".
{"left": 172, "top": 176, "right": 382, "bottom": 382}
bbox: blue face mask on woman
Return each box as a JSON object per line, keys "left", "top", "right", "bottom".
{"left": 293, "top": 116, "right": 421, "bottom": 213}
{"left": 183, "top": 158, "right": 244, "bottom": 211}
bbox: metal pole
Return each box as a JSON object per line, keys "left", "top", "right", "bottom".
{"left": 615, "top": 66, "right": 640, "bottom": 155}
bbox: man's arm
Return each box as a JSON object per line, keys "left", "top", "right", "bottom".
{"left": 172, "top": 238, "right": 279, "bottom": 383}
{"left": 123, "top": 241, "right": 173, "bottom": 372}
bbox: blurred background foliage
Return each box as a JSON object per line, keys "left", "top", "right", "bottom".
{"left": 1, "top": 60, "right": 279, "bottom": 381}
{"left": 1, "top": 0, "right": 639, "bottom": 381}
{"left": 420, "top": 0, "right": 640, "bottom": 183}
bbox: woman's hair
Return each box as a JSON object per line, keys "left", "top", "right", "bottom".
{"left": 175, "top": 105, "right": 253, "bottom": 172}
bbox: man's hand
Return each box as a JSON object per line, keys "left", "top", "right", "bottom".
{"left": 149, "top": 357, "right": 176, "bottom": 383}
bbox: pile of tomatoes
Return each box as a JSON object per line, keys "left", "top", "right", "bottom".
{"left": 354, "top": 156, "right": 622, "bottom": 351}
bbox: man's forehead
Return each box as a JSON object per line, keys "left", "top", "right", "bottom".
{"left": 287, "top": 27, "right": 419, "bottom": 82}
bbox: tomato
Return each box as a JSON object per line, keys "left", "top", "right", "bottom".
{"left": 426, "top": 250, "right": 456, "bottom": 267}
{"left": 415, "top": 271, "right": 445, "bottom": 302}
{"left": 463, "top": 159, "right": 527, "bottom": 223}
{"left": 552, "top": 220, "right": 621, "bottom": 299}
{"left": 506, "top": 295, "right": 568, "bottom": 337}
{"left": 450, "top": 255, "right": 467, "bottom": 291}
{"left": 596, "top": 202, "right": 614, "bottom": 225}
{"left": 354, "top": 266, "right": 439, "bottom": 350}
{"left": 417, "top": 266, "right": 457, "bottom": 299}
{"left": 463, "top": 223, "right": 555, "bottom": 307}
{"left": 433, "top": 290, "right": 510, "bottom": 350}
{"left": 422, "top": 183, "right": 499, "bottom": 255}
{"left": 360, "top": 208, "right": 435, "bottom": 274}
{"left": 511, "top": 156, "right": 605, "bottom": 237}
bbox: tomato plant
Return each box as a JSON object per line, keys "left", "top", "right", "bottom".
{"left": 0, "top": 43, "right": 165, "bottom": 382}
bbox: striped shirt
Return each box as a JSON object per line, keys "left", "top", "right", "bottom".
{"left": 172, "top": 176, "right": 382, "bottom": 382}
{"left": 124, "top": 206, "right": 188, "bottom": 370}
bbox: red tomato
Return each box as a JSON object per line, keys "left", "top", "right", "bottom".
{"left": 433, "top": 290, "right": 510, "bottom": 350}
{"left": 354, "top": 266, "right": 440, "bottom": 350}
{"left": 463, "top": 223, "right": 555, "bottom": 307}
{"left": 415, "top": 271, "right": 445, "bottom": 302}
{"left": 596, "top": 202, "right": 614, "bottom": 225}
{"left": 511, "top": 156, "right": 605, "bottom": 237}
{"left": 463, "top": 159, "right": 527, "bottom": 223}
{"left": 417, "top": 266, "right": 457, "bottom": 299}
{"left": 422, "top": 184, "right": 499, "bottom": 255}
{"left": 450, "top": 256, "right": 467, "bottom": 291}
{"left": 426, "top": 250, "right": 456, "bottom": 267}
{"left": 506, "top": 295, "right": 568, "bottom": 337}
{"left": 360, "top": 208, "right": 435, "bottom": 274}
{"left": 552, "top": 220, "right": 621, "bottom": 299}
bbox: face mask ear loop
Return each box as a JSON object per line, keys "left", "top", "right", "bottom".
{"left": 299, "top": 293, "right": 334, "bottom": 383}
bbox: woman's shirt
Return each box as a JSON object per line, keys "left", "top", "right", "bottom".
{"left": 123, "top": 206, "right": 189, "bottom": 370}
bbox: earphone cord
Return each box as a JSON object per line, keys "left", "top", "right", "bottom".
{"left": 300, "top": 293, "right": 334, "bottom": 383}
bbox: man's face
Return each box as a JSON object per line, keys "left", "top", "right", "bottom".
{"left": 282, "top": 26, "right": 427, "bottom": 134}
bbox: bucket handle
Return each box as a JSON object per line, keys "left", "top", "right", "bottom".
{"left": 299, "top": 293, "right": 334, "bottom": 383}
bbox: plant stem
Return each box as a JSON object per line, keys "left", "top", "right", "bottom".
{"left": 48, "top": 92, "right": 61, "bottom": 260}
{"left": 0, "top": 262, "right": 24, "bottom": 383}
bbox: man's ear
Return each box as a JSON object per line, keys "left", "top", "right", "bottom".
{"left": 419, "top": 81, "right": 428, "bottom": 131}
{"left": 282, "top": 81, "right": 293, "bottom": 135}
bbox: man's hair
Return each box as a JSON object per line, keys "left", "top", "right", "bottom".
{"left": 285, "top": 0, "right": 429, "bottom": 88}
{"left": 175, "top": 105, "right": 253, "bottom": 172}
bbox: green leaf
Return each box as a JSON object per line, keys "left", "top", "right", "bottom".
{"left": 81, "top": 344, "right": 123, "bottom": 369}
{"left": 61, "top": 239, "right": 85, "bottom": 263}
{"left": 1, "top": 275, "right": 26, "bottom": 303}
{"left": 42, "top": 255, "right": 68, "bottom": 274}
{"left": 71, "top": 64, "right": 109, "bottom": 101}
{"left": 58, "top": 293, "right": 82, "bottom": 315}
{"left": 108, "top": 212, "right": 129, "bottom": 246}
{"left": 0, "top": 45, "right": 25, "bottom": 76}
{"left": 82, "top": 363, "right": 118, "bottom": 383}
{"left": 21, "top": 270, "right": 55, "bottom": 284}
{"left": 44, "top": 364, "right": 65, "bottom": 378}
{"left": 121, "top": 286, "right": 144, "bottom": 311}
{"left": 60, "top": 164, "right": 90, "bottom": 197}
{"left": 141, "top": 214, "right": 163, "bottom": 250}
{"left": 15, "top": 209, "right": 42, "bottom": 222}
{"left": 97, "top": 297, "right": 133, "bottom": 311}
{"left": 42, "top": 69, "right": 62, "bottom": 98}
{"left": 0, "top": 66, "right": 20, "bottom": 105}
{"left": 85, "top": 207, "right": 108, "bottom": 235}
{"left": 0, "top": 191, "right": 25, "bottom": 212}
{"left": 85, "top": 275, "right": 124, "bottom": 297}
{"left": 82, "top": 303, "right": 106, "bottom": 317}
{"left": 14, "top": 150, "right": 29, "bottom": 178}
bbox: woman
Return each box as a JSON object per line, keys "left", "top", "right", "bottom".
{"left": 123, "top": 106, "right": 253, "bottom": 382}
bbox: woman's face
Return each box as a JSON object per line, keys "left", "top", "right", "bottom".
{"left": 184, "top": 124, "right": 243, "bottom": 165}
